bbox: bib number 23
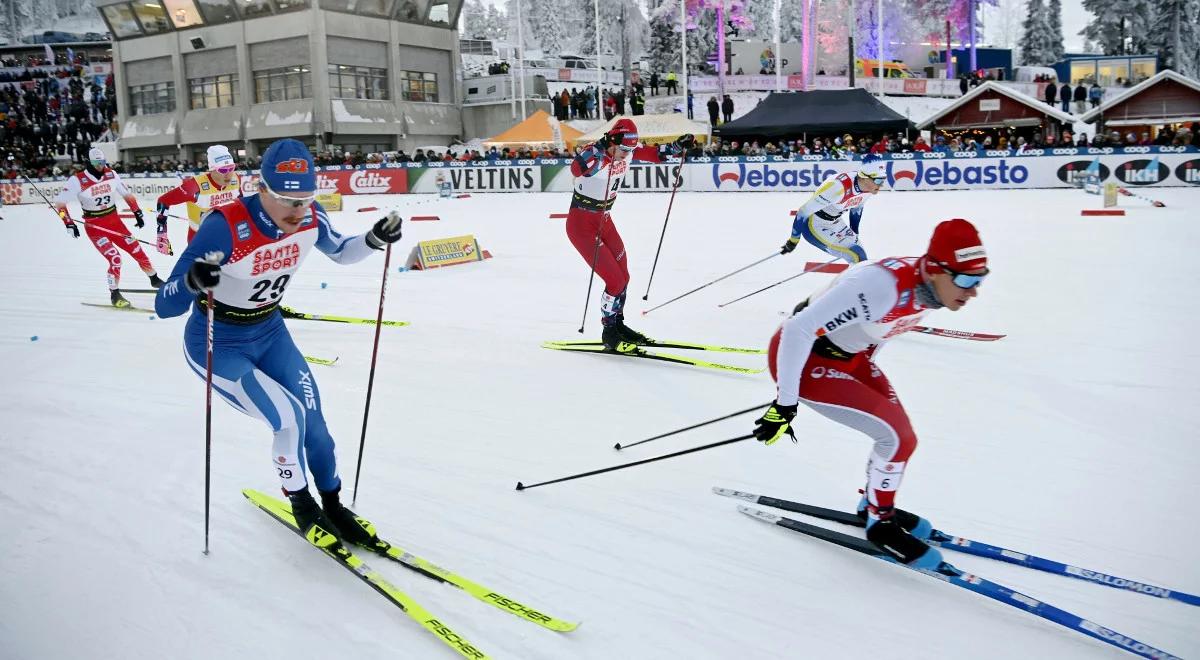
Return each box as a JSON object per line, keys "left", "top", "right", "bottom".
{"left": 249, "top": 274, "right": 291, "bottom": 303}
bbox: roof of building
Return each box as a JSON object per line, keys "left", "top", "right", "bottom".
{"left": 1079, "top": 70, "right": 1200, "bottom": 125}
{"left": 915, "top": 81, "right": 1075, "bottom": 130}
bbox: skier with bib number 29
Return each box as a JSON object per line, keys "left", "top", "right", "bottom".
{"left": 153, "top": 138, "right": 404, "bottom": 550}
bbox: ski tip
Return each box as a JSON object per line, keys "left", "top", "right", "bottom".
{"left": 613, "top": 443, "right": 623, "bottom": 450}
{"left": 515, "top": 482, "right": 526, "bottom": 491}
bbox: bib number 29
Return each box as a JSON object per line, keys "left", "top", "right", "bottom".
{"left": 249, "top": 274, "right": 291, "bottom": 303}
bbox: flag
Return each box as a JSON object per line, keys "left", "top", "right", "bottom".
{"left": 67, "top": 47, "right": 75, "bottom": 63}
{"left": 44, "top": 44, "right": 54, "bottom": 63}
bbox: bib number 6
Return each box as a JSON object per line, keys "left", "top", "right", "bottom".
{"left": 249, "top": 274, "right": 291, "bottom": 303}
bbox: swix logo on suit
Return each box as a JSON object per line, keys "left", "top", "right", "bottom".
{"left": 251, "top": 243, "right": 301, "bottom": 276}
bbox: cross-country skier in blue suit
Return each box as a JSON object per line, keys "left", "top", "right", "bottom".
{"left": 155, "top": 138, "right": 404, "bottom": 546}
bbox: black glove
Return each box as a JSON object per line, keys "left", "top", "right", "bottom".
{"left": 366, "top": 210, "right": 403, "bottom": 249}
{"left": 780, "top": 237, "right": 800, "bottom": 254}
{"left": 133, "top": 208, "right": 145, "bottom": 228}
{"left": 673, "top": 133, "right": 695, "bottom": 151}
{"left": 594, "top": 134, "right": 610, "bottom": 152}
{"left": 753, "top": 402, "right": 798, "bottom": 445}
{"left": 186, "top": 253, "right": 222, "bottom": 292}
{"left": 58, "top": 209, "right": 79, "bottom": 238}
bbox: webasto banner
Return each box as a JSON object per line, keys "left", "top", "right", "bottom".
{"left": 4, "top": 150, "right": 1194, "bottom": 207}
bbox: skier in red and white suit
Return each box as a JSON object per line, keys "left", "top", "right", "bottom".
{"left": 565, "top": 117, "right": 693, "bottom": 350}
{"left": 752, "top": 219, "right": 989, "bottom": 569}
{"left": 54, "top": 148, "right": 163, "bottom": 307}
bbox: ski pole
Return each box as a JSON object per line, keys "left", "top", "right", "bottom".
{"left": 577, "top": 150, "right": 617, "bottom": 334}
{"left": 615, "top": 403, "right": 769, "bottom": 450}
{"left": 200, "top": 253, "right": 223, "bottom": 555}
{"left": 641, "top": 155, "right": 686, "bottom": 301}
{"left": 1117, "top": 187, "right": 1166, "bottom": 207}
{"left": 642, "top": 252, "right": 780, "bottom": 316}
{"left": 717, "top": 258, "right": 839, "bottom": 308}
{"left": 516, "top": 433, "right": 754, "bottom": 491}
{"left": 351, "top": 241, "right": 392, "bottom": 507}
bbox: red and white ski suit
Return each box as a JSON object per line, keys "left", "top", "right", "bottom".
{"left": 55, "top": 168, "right": 152, "bottom": 290}
{"left": 768, "top": 257, "right": 932, "bottom": 515}
{"left": 564, "top": 142, "right": 664, "bottom": 297}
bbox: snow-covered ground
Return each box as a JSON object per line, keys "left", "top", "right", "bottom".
{"left": 2, "top": 186, "right": 1198, "bottom": 660}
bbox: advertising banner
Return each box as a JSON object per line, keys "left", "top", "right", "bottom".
{"left": 408, "top": 165, "right": 540, "bottom": 193}
{"left": 408, "top": 234, "right": 484, "bottom": 270}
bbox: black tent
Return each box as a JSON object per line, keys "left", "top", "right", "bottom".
{"left": 714, "top": 88, "right": 913, "bottom": 138}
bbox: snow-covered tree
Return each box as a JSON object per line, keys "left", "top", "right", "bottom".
{"left": 525, "top": 0, "right": 580, "bottom": 56}
{"left": 1019, "top": 0, "right": 1059, "bottom": 65}
{"left": 1147, "top": 0, "right": 1199, "bottom": 76}
{"left": 1047, "top": 0, "right": 1065, "bottom": 60}
{"left": 505, "top": 0, "right": 537, "bottom": 52}
{"left": 461, "top": 0, "right": 508, "bottom": 42}
{"left": 647, "top": 0, "right": 683, "bottom": 74}
{"left": 1079, "top": 0, "right": 1154, "bottom": 55}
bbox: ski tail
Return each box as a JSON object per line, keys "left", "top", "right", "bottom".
{"left": 247, "top": 489, "right": 579, "bottom": 632}
{"left": 911, "top": 326, "right": 1005, "bottom": 341}
{"left": 738, "top": 506, "right": 1182, "bottom": 660}
{"left": 542, "top": 339, "right": 765, "bottom": 354}
{"left": 281, "top": 306, "right": 409, "bottom": 327}
{"left": 243, "top": 490, "right": 492, "bottom": 659}
{"left": 541, "top": 342, "right": 763, "bottom": 374}
{"left": 714, "top": 487, "right": 1200, "bottom": 607}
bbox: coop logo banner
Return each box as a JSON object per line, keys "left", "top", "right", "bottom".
{"left": 1174, "top": 158, "right": 1200, "bottom": 184}
{"left": 1056, "top": 159, "right": 1110, "bottom": 185}
{"left": 1115, "top": 158, "right": 1169, "bottom": 185}
{"left": 706, "top": 162, "right": 843, "bottom": 191}
{"left": 886, "top": 159, "right": 1029, "bottom": 188}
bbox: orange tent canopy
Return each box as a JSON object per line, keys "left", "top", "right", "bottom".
{"left": 482, "top": 109, "right": 583, "bottom": 148}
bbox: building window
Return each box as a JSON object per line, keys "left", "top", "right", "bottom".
{"left": 1130, "top": 59, "right": 1156, "bottom": 85}
{"left": 319, "top": 0, "right": 393, "bottom": 15}
{"left": 132, "top": 0, "right": 172, "bottom": 34}
{"left": 239, "top": 0, "right": 274, "bottom": 18}
{"left": 163, "top": 0, "right": 205, "bottom": 28}
{"left": 394, "top": 0, "right": 427, "bottom": 22}
{"left": 333, "top": 140, "right": 394, "bottom": 157}
{"left": 328, "top": 64, "right": 389, "bottom": 100}
{"left": 274, "top": 0, "right": 311, "bottom": 13}
{"left": 101, "top": 4, "right": 144, "bottom": 39}
{"left": 428, "top": 0, "right": 449, "bottom": 25}
{"left": 194, "top": 0, "right": 238, "bottom": 24}
{"left": 401, "top": 70, "right": 438, "bottom": 103}
{"left": 130, "top": 82, "right": 177, "bottom": 115}
{"left": 253, "top": 66, "right": 313, "bottom": 103}
{"left": 189, "top": 73, "right": 239, "bottom": 109}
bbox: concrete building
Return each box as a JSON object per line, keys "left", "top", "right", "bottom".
{"left": 93, "top": 0, "right": 464, "bottom": 163}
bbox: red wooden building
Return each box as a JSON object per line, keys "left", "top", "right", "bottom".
{"left": 1080, "top": 70, "right": 1200, "bottom": 140}
{"left": 916, "top": 81, "right": 1075, "bottom": 142}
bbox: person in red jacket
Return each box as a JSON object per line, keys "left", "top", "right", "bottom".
{"left": 565, "top": 117, "right": 693, "bottom": 350}
{"left": 54, "top": 148, "right": 161, "bottom": 307}
{"left": 753, "top": 219, "right": 989, "bottom": 569}
{"left": 155, "top": 144, "right": 241, "bottom": 250}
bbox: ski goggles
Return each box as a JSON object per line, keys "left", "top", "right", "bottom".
{"left": 213, "top": 164, "right": 236, "bottom": 175}
{"left": 935, "top": 261, "right": 989, "bottom": 289}
{"left": 260, "top": 179, "right": 315, "bottom": 208}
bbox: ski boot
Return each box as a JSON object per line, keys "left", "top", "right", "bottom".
{"left": 148, "top": 273, "right": 165, "bottom": 289}
{"left": 319, "top": 485, "right": 381, "bottom": 549}
{"left": 287, "top": 488, "right": 343, "bottom": 551}
{"left": 864, "top": 507, "right": 943, "bottom": 570}
{"left": 856, "top": 493, "right": 933, "bottom": 540}
{"left": 600, "top": 288, "right": 651, "bottom": 352}
{"left": 110, "top": 289, "right": 131, "bottom": 308}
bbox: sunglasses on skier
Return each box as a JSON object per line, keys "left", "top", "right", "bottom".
{"left": 260, "top": 180, "right": 315, "bottom": 208}
{"left": 214, "top": 164, "right": 236, "bottom": 175}
{"left": 935, "top": 261, "right": 989, "bottom": 289}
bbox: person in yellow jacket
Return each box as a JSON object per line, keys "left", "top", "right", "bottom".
{"left": 154, "top": 144, "right": 241, "bottom": 252}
